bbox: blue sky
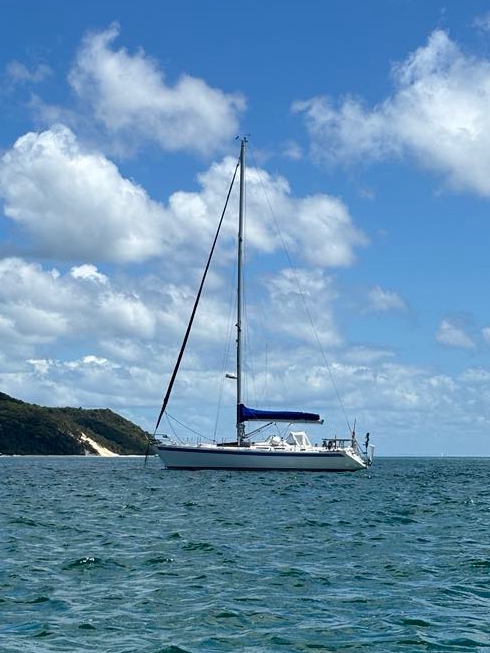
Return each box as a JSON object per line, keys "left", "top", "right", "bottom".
{"left": 2, "top": 0, "right": 490, "bottom": 455}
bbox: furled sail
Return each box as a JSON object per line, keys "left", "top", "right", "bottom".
{"left": 238, "top": 403, "right": 322, "bottom": 424}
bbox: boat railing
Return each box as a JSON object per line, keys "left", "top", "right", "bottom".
{"left": 322, "top": 438, "right": 356, "bottom": 450}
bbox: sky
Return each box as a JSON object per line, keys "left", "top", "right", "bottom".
{"left": 1, "top": 0, "right": 490, "bottom": 456}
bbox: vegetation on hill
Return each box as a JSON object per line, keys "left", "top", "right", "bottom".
{"left": 0, "top": 392, "right": 151, "bottom": 455}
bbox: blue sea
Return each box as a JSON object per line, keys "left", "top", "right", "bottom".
{"left": 1, "top": 456, "right": 490, "bottom": 652}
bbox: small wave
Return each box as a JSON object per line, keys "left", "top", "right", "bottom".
{"left": 182, "top": 541, "right": 216, "bottom": 552}
{"left": 167, "top": 531, "right": 182, "bottom": 539}
{"left": 400, "top": 616, "right": 432, "bottom": 627}
{"left": 23, "top": 595, "right": 50, "bottom": 604}
{"left": 62, "top": 556, "right": 106, "bottom": 570}
{"left": 144, "top": 556, "right": 175, "bottom": 565}
{"left": 33, "top": 628, "right": 53, "bottom": 638}
{"left": 9, "top": 517, "right": 38, "bottom": 527}
{"left": 278, "top": 566, "right": 310, "bottom": 578}
{"left": 469, "top": 558, "right": 490, "bottom": 568}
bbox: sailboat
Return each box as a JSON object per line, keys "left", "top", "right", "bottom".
{"left": 154, "top": 138, "right": 374, "bottom": 471}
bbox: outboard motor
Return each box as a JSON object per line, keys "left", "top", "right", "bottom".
{"left": 367, "top": 444, "right": 375, "bottom": 465}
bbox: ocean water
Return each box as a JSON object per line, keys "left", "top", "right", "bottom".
{"left": 1, "top": 456, "right": 490, "bottom": 653}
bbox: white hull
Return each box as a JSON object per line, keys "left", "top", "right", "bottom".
{"left": 155, "top": 443, "right": 367, "bottom": 471}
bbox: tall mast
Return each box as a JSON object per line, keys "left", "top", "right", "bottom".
{"left": 236, "top": 137, "right": 246, "bottom": 445}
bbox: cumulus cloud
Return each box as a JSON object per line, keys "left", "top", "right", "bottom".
{"left": 0, "top": 125, "right": 172, "bottom": 263}
{"left": 166, "top": 153, "right": 368, "bottom": 270}
{"left": 0, "top": 121, "right": 370, "bottom": 419}
{"left": 294, "top": 29, "right": 490, "bottom": 196}
{"left": 68, "top": 23, "right": 245, "bottom": 155}
{"left": 70, "top": 264, "right": 108, "bottom": 284}
{"left": 265, "top": 268, "right": 343, "bottom": 347}
{"left": 0, "top": 126, "right": 365, "bottom": 270}
{"left": 0, "top": 256, "right": 191, "bottom": 413}
{"left": 0, "top": 258, "right": 158, "bottom": 346}
{"left": 1, "top": 255, "right": 490, "bottom": 449}
{"left": 367, "top": 285, "right": 407, "bottom": 312}
{"left": 0, "top": 254, "right": 247, "bottom": 371}
{"left": 435, "top": 318, "right": 475, "bottom": 349}
{"left": 18, "top": 354, "right": 133, "bottom": 410}
{"left": 0, "top": 259, "right": 73, "bottom": 348}
{"left": 291, "top": 193, "right": 368, "bottom": 266}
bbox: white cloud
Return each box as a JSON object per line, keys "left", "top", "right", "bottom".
{"left": 435, "top": 318, "right": 475, "bottom": 349}
{"left": 265, "top": 268, "right": 343, "bottom": 347}
{"left": 482, "top": 326, "right": 490, "bottom": 344}
{"left": 70, "top": 264, "right": 108, "bottom": 284}
{"left": 282, "top": 140, "right": 303, "bottom": 160}
{"left": 460, "top": 367, "right": 490, "bottom": 383}
{"left": 344, "top": 345, "right": 395, "bottom": 365}
{"left": 0, "top": 125, "right": 171, "bottom": 263}
{"left": 0, "top": 258, "right": 71, "bottom": 344}
{"left": 292, "top": 193, "right": 368, "bottom": 267}
{"left": 294, "top": 94, "right": 391, "bottom": 164}
{"left": 1, "top": 254, "right": 490, "bottom": 451}
{"left": 164, "top": 153, "right": 368, "bottom": 272}
{"left": 5, "top": 60, "right": 52, "bottom": 85}
{"left": 367, "top": 285, "right": 407, "bottom": 312}
{"left": 0, "top": 115, "right": 372, "bottom": 429}
{"left": 294, "top": 29, "right": 490, "bottom": 196}
{"left": 20, "top": 355, "right": 131, "bottom": 410}
{"left": 0, "top": 258, "right": 158, "bottom": 346}
{"left": 473, "top": 12, "right": 490, "bottom": 33}
{"left": 0, "top": 254, "right": 347, "bottom": 415}
{"left": 214, "top": 156, "right": 368, "bottom": 266}
{"left": 68, "top": 23, "right": 245, "bottom": 155}
{"left": 0, "top": 126, "right": 367, "bottom": 273}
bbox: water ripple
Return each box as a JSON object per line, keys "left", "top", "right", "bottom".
{"left": 1, "top": 456, "right": 490, "bottom": 651}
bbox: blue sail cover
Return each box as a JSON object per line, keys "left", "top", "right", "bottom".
{"left": 238, "top": 403, "right": 322, "bottom": 424}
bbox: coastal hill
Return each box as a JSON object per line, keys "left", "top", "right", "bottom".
{"left": 0, "top": 392, "right": 152, "bottom": 455}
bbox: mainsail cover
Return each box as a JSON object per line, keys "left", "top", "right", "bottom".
{"left": 239, "top": 403, "right": 322, "bottom": 424}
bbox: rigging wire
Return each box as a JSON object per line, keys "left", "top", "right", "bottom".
{"left": 153, "top": 152, "right": 241, "bottom": 436}
{"left": 165, "top": 411, "right": 212, "bottom": 441}
{"left": 248, "top": 145, "right": 353, "bottom": 435}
